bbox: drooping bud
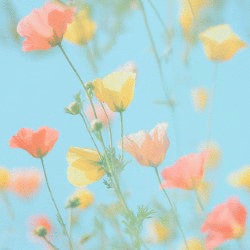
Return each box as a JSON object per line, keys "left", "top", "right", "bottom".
{"left": 65, "top": 101, "right": 82, "bottom": 115}
{"left": 91, "top": 119, "right": 103, "bottom": 132}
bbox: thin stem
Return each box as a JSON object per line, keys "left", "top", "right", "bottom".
{"left": 119, "top": 112, "right": 124, "bottom": 159}
{"left": 40, "top": 158, "right": 74, "bottom": 250}
{"left": 79, "top": 112, "right": 101, "bottom": 155}
{"left": 42, "top": 236, "right": 59, "bottom": 250}
{"left": 194, "top": 189, "right": 204, "bottom": 212}
{"left": 154, "top": 168, "right": 189, "bottom": 250}
{"left": 1, "top": 191, "right": 15, "bottom": 220}
{"left": 68, "top": 208, "right": 73, "bottom": 240}
{"left": 85, "top": 43, "right": 98, "bottom": 77}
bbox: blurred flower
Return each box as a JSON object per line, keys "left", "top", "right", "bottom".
{"left": 161, "top": 152, "right": 207, "bottom": 190}
{"left": 69, "top": 189, "right": 94, "bottom": 210}
{"left": 9, "top": 127, "right": 59, "bottom": 158}
{"left": 179, "top": 5, "right": 194, "bottom": 39}
{"left": 117, "top": 61, "right": 137, "bottom": 74}
{"left": 147, "top": 220, "right": 171, "bottom": 244}
{"left": 199, "top": 24, "right": 246, "bottom": 61}
{"left": 201, "top": 142, "right": 221, "bottom": 169}
{"left": 85, "top": 103, "right": 114, "bottom": 127}
{"left": 10, "top": 169, "right": 42, "bottom": 199}
{"left": 67, "top": 147, "right": 104, "bottom": 187}
{"left": 122, "top": 123, "right": 170, "bottom": 167}
{"left": 0, "top": 167, "right": 10, "bottom": 190}
{"left": 17, "top": 2, "right": 75, "bottom": 51}
{"left": 192, "top": 87, "right": 209, "bottom": 112}
{"left": 93, "top": 71, "right": 136, "bottom": 112}
{"left": 29, "top": 215, "right": 52, "bottom": 238}
{"left": 181, "top": 238, "right": 205, "bottom": 250}
{"left": 196, "top": 181, "right": 212, "bottom": 205}
{"left": 64, "top": 9, "right": 96, "bottom": 45}
{"left": 228, "top": 166, "right": 250, "bottom": 190}
{"left": 90, "top": 119, "right": 103, "bottom": 132}
{"left": 201, "top": 197, "right": 247, "bottom": 249}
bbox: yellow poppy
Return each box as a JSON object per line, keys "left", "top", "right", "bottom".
{"left": 72, "top": 189, "right": 94, "bottom": 209}
{"left": 64, "top": 10, "right": 96, "bottom": 45}
{"left": 67, "top": 147, "right": 104, "bottom": 187}
{"left": 228, "top": 166, "right": 250, "bottom": 190}
{"left": 181, "top": 238, "right": 205, "bottom": 250}
{"left": 147, "top": 220, "right": 171, "bottom": 243}
{"left": 192, "top": 87, "right": 209, "bottom": 111}
{"left": 93, "top": 71, "right": 136, "bottom": 112}
{"left": 199, "top": 24, "right": 246, "bottom": 61}
{"left": 0, "top": 167, "right": 10, "bottom": 190}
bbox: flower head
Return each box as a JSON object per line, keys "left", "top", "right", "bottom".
{"left": 17, "top": 2, "right": 75, "bottom": 51}
{"left": 228, "top": 166, "right": 250, "bottom": 191}
{"left": 10, "top": 169, "right": 42, "bottom": 199}
{"left": 68, "top": 189, "right": 94, "bottom": 210}
{"left": 29, "top": 215, "right": 52, "bottom": 238}
{"left": 93, "top": 71, "right": 136, "bottom": 112}
{"left": 64, "top": 9, "right": 96, "bottom": 45}
{"left": 123, "top": 123, "right": 170, "bottom": 167}
{"left": 201, "top": 197, "right": 247, "bottom": 249}
{"left": 199, "top": 24, "right": 246, "bottom": 61}
{"left": 67, "top": 147, "right": 104, "bottom": 187}
{"left": 9, "top": 126, "right": 59, "bottom": 158}
{"left": 0, "top": 167, "right": 10, "bottom": 190}
{"left": 161, "top": 152, "right": 207, "bottom": 190}
{"left": 192, "top": 87, "right": 209, "bottom": 112}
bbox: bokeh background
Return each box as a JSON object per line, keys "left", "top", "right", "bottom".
{"left": 0, "top": 0, "right": 250, "bottom": 249}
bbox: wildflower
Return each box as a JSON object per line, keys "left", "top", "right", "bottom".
{"left": 0, "top": 167, "right": 10, "bottom": 190}
{"left": 147, "top": 220, "right": 171, "bottom": 243}
{"left": 92, "top": 71, "right": 136, "bottom": 112}
{"left": 68, "top": 189, "right": 94, "bottom": 210}
{"left": 29, "top": 215, "right": 52, "bottom": 238}
{"left": 192, "top": 87, "right": 209, "bottom": 111}
{"left": 64, "top": 9, "right": 96, "bottom": 45}
{"left": 201, "top": 197, "right": 247, "bottom": 249}
{"left": 161, "top": 152, "right": 206, "bottom": 190}
{"left": 67, "top": 147, "right": 104, "bottom": 187}
{"left": 9, "top": 126, "right": 59, "bottom": 158}
{"left": 199, "top": 24, "right": 246, "bottom": 61}
{"left": 122, "top": 123, "right": 170, "bottom": 167}
{"left": 10, "top": 169, "right": 42, "bottom": 199}
{"left": 228, "top": 166, "right": 250, "bottom": 191}
{"left": 85, "top": 103, "right": 114, "bottom": 127}
{"left": 181, "top": 238, "right": 205, "bottom": 250}
{"left": 17, "top": 2, "right": 75, "bottom": 51}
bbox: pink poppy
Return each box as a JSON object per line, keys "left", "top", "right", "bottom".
{"left": 161, "top": 152, "right": 206, "bottom": 190}
{"left": 122, "top": 123, "right": 170, "bottom": 167}
{"left": 17, "top": 2, "right": 75, "bottom": 51}
{"left": 9, "top": 126, "right": 59, "bottom": 158}
{"left": 85, "top": 103, "right": 114, "bottom": 127}
{"left": 201, "top": 197, "right": 247, "bottom": 249}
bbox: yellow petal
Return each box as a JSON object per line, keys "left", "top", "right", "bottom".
{"left": 73, "top": 189, "right": 94, "bottom": 209}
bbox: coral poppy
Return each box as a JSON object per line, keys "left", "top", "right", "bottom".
{"left": 93, "top": 71, "right": 136, "bottom": 112}
{"left": 10, "top": 169, "right": 42, "bottom": 198}
{"left": 122, "top": 123, "right": 170, "bottom": 167}
{"left": 17, "top": 2, "right": 75, "bottom": 51}
{"left": 9, "top": 126, "right": 59, "bottom": 158}
{"left": 161, "top": 152, "right": 206, "bottom": 190}
{"left": 67, "top": 147, "right": 104, "bottom": 187}
{"left": 201, "top": 197, "right": 247, "bottom": 249}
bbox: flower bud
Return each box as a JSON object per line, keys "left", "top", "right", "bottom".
{"left": 66, "top": 197, "right": 81, "bottom": 209}
{"left": 65, "top": 101, "right": 81, "bottom": 115}
{"left": 91, "top": 119, "right": 103, "bottom": 132}
{"left": 34, "top": 226, "right": 47, "bottom": 237}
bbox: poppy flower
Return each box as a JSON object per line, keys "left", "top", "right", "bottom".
{"left": 191, "top": 87, "right": 209, "bottom": 112}
{"left": 92, "top": 71, "right": 136, "bottom": 112}
{"left": 9, "top": 126, "right": 59, "bottom": 158}
{"left": 0, "top": 167, "right": 10, "bottom": 190}
{"left": 122, "top": 123, "right": 170, "bottom": 167}
{"left": 17, "top": 2, "right": 75, "bottom": 51}
{"left": 67, "top": 147, "right": 104, "bottom": 187}
{"left": 161, "top": 152, "right": 206, "bottom": 190}
{"left": 201, "top": 197, "right": 247, "bottom": 249}
{"left": 69, "top": 189, "right": 94, "bottom": 210}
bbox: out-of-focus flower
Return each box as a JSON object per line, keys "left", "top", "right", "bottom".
{"left": 0, "top": 167, "right": 10, "bottom": 190}
{"left": 29, "top": 215, "right": 52, "bottom": 238}
{"left": 9, "top": 127, "right": 59, "bottom": 158}
{"left": 93, "top": 71, "right": 136, "bottom": 112}
{"left": 199, "top": 24, "right": 246, "bottom": 61}
{"left": 90, "top": 119, "right": 103, "bottom": 132}
{"left": 67, "top": 147, "right": 104, "bottom": 187}
{"left": 161, "top": 152, "right": 207, "bottom": 190}
{"left": 10, "top": 169, "right": 42, "bottom": 198}
{"left": 147, "top": 220, "right": 171, "bottom": 244}
{"left": 179, "top": 5, "right": 194, "bottom": 38}
{"left": 85, "top": 103, "right": 114, "bottom": 127}
{"left": 64, "top": 9, "right": 96, "bottom": 45}
{"left": 181, "top": 238, "right": 205, "bottom": 250}
{"left": 17, "top": 2, "right": 75, "bottom": 51}
{"left": 201, "top": 197, "right": 247, "bottom": 250}
{"left": 117, "top": 61, "right": 137, "bottom": 74}
{"left": 228, "top": 166, "right": 250, "bottom": 190}
{"left": 122, "top": 123, "right": 170, "bottom": 167}
{"left": 68, "top": 189, "right": 94, "bottom": 210}
{"left": 192, "top": 87, "right": 209, "bottom": 112}
{"left": 201, "top": 142, "right": 221, "bottom": 169}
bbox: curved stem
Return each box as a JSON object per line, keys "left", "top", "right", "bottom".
{"left": 40, "top": 158, "right": 74, "bottom": 250}
{"left": 42, "top": 236, "right": 59, "bottom": 250}
{"left": 119, "top": 112, "right": 124, "bottom": 159}
{"left": 154, "top": 167, "right": 189, "bottom": 250}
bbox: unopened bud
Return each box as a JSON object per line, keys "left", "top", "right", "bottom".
{"left": 34, "top": 226, "right": 47, "bottom": 237}
{"left": 91, "top": 119, "right": 103, "bottom": 132}
{"left": 66, "top": 197, "right": 81, "bottom": 209}
{"left": 65, "top": 101, "right": 81, "bottom": 115}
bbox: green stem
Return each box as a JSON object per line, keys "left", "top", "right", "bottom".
{"left": 85, "top": 43, "right": 98, "bottom": 76}
{"left": 42, "top": 236, "right": 59, "bottom": 250}
{"left": 1, "top": 191, "right": 15, "bottom": 220}
{"left": 68, "top": 208, "right": 73, "bottom": 240}
{"left": 40, "top": 158, "right": 74, "bottom": 250}
{"left": 194, "top": 189, "right": 204, "bottom": 212}
{"left": 119, "top": 111, "right": 124, "bottom": 159}
{"left": 154, "top": 167, "right": 189, "bottom": 250}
